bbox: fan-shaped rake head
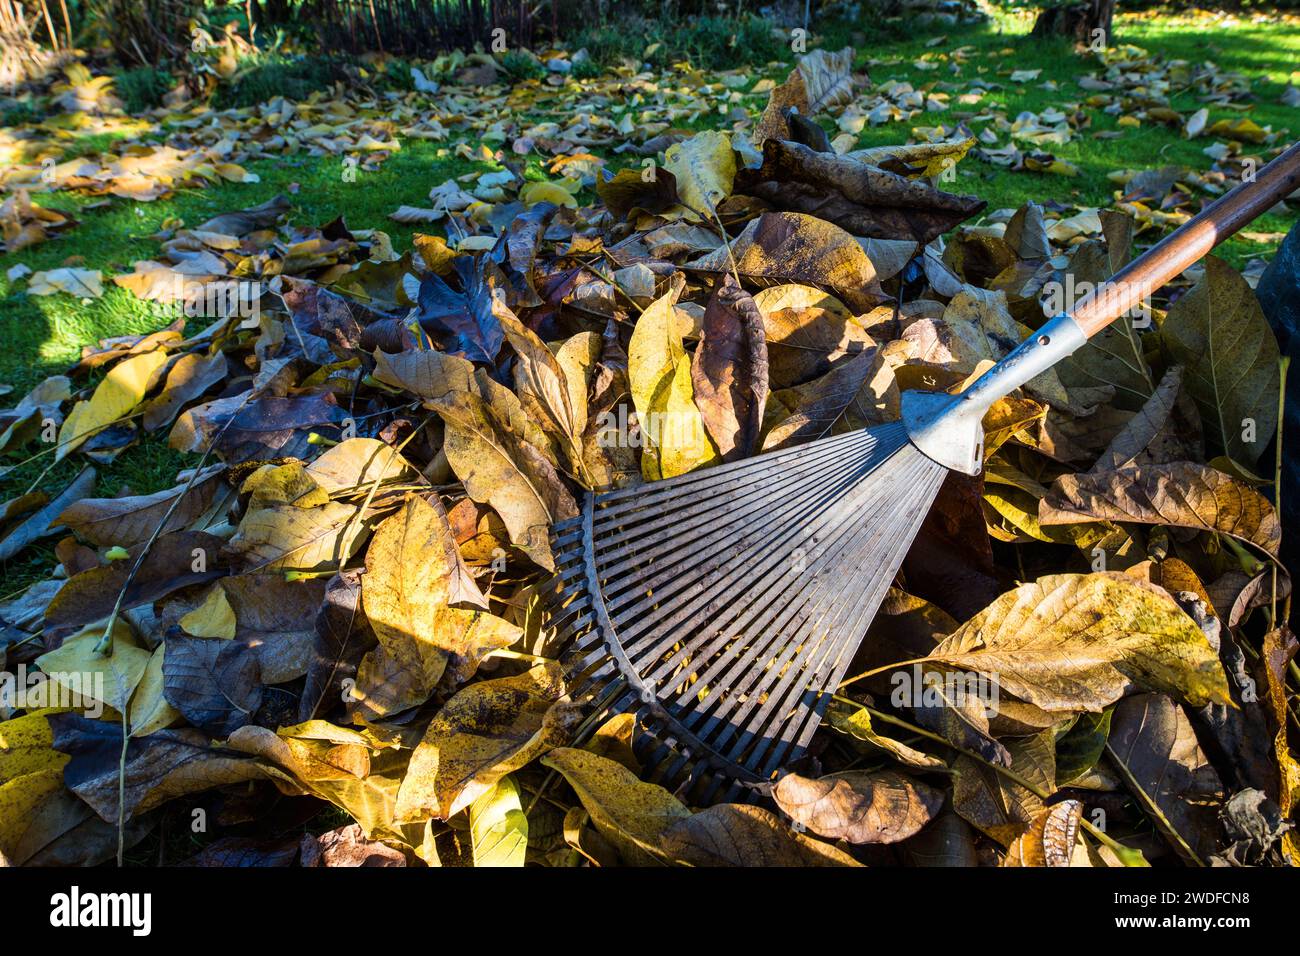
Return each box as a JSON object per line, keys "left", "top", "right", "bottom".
{"left": 541, "top": 422, "right": 948, "bottom": 804}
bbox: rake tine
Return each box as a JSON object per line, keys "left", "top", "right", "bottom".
{"left": 651, "top": 438, "right": 911, "bottom": 698}
{"left": 744, "top": 458, "right": 947, "bottom": 775}
{"left": 677, "top": 453, "right": 917, "bottom": 757}
{"left": 607, "top": 433, "right": 900, "bottom": 638}
{"left": 604, "top": 447, "right": 882, "bottom": 647}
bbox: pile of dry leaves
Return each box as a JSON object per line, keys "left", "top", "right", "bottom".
{"left": 0, "top": 48, "right": 1295, "bottom": 869}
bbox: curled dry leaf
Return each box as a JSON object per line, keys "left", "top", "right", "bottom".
{"left": 797, "top": 46, "right": 856, "bottom": 115}
{"left": 1041, "top": 461, "right": 1282, "bottom": 557}
{"left": 690, "top": 275, "right": 769, "bottom": 460}
{"left": 499, "top": 308, "right": 588, "bottom": 480}
{"left": 773, "top": 769, "right": 944, "bottom": 844}
{"left": 741, "top": 140, "right": 987, "bottom": 244}
{"left": 1002, "top": 799, "right": 1084, "bottom": 867}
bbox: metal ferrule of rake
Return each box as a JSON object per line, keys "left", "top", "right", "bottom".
{"left": 543, "top": 140, "right": 1300, "bottom": 805}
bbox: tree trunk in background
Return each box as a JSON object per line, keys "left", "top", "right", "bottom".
{"left": 1031, "top": 0, "right": 1116, "bottom": 47}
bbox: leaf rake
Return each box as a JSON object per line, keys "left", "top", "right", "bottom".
{"left": 543, "top": 141, "right": 1300, "bottom": 805}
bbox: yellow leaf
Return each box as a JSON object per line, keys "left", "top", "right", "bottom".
{"left": 395, "top": 662, "right": 573, "bottom": 820}
{"left": 227, "top": 723, "right": 404, "bottom": 842}
{"left": 355, "top": 496, "right": 521, "bottom": 719}
{"left": 428, "top": 382, "right": 577, "bottom": 570}
{"left": 928, "top": 572, "right": 1232, "bottom": 712}
{"left": 58, "top": 349, "right": 168, "bottom": 459}
{"left": 178, "top": 583, "right": 237, "bottom": 639}
{"left": 36, "top": 620, "right": 150, "bottom": 713}
{"left": 228, "top": 499, "right": 365, "bottom": 572}
{"left": 664, "top": 130, "right": 735, "bottom": 220}
{"left": 304, "top": 437, "right": 415, "bottom": 494}
{"left": 469, "top": 777, "right": 529, "bottom": 867}
{"left": 519, "top": 181, "right": 578, "bottom": 208}
{"left": 128, "top": 646, "right": 182, "bottom": 737}
{"left": 628, "top": 290, "right": 718, "bottom": 479}
{"left": 0, "top": 711, "right": 68, "bottom": 782}
{"left": 541, "top": 748, "right": 690, "bottom": 865}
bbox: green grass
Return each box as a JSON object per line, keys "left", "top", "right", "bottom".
{"left": 0, "top": 140, "right": 487, "bottom": 392}
{"left": 843, "top": 8, "right": 1298, "bottom": 263}
{"left": 0, "top": 134, "right": 487, "bottom": 572}
{"left": 1, "top": 7, "right": 1296, "bottom": 545}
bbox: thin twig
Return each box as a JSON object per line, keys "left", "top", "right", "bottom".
{"left": 102, "top": 387, "right": 260, "bottom": 866}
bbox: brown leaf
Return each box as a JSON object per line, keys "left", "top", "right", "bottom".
{"left": 739, "top": 140, "right": 986, "bottom": 244}
{"left": 1041, "top": 461, "right": 1281, "bottom": 557}
{"left": 49, "top": 714, "right": 262, "bottom": 823}
{"left": 299, "top": 570, "right": 377, "bottom": 722}
{"left": 301, "top": 824, "right": 406, "bottom": 867}
{"left": 952, "top": 731, "right": 1054, "bottom": 846}
{"left": 44, "top": 531, "right": 229, "bottom": 644}
{"left": 596, "top": 167, "right": 680, "bottom": 221}
{"left": 1002, "top": 800, "right": 1084, "bottom": 867}
{"left": 1107, "top": 693, "right": 1224, "bottom": 864}
{"left": 773, "top": 770, "right": 943, "bottom": 844}
{"left": 1090, "top": 366, "right": 1198, "bottom": 472}
{"left": 761, "top": 303, "right": 875, "bottom": 389}
{"left": 753, "top": 68, "right": 809, "bottom": 146}
{"left": 690, "top": 275, "right": 769, "bottom": 460}
{"left": 686, "top": 211, "right": 881, "bottom": 313}
{"left": 58, "top": 465, "right": 226, "bottom": 548}
{"left": 141, "top": 351, "right": 228, "bottom": 432}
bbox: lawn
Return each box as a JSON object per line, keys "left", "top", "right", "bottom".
{"left": 1, "top": 4, "right": 1296, "bottom": 552}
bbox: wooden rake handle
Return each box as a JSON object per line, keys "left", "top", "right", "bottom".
{"left": 1071, "top": 139, "right": 1300, "bottom": 337}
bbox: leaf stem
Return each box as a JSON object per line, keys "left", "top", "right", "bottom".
{"left": 1272, "top": 355, "right": 1289, "bottom": 629}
